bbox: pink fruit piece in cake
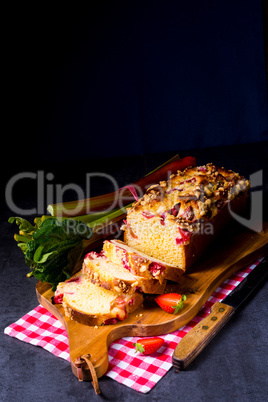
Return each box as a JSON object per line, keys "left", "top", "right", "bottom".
{"left": 148, "top": 262, "right": 166, "bottom": 277}
{"left": 142, "top": 211, "right": 155, "bottom": 219}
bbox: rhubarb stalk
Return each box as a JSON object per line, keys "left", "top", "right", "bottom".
{"left": 47, "top": 155, "right": 196, "bottom": 217}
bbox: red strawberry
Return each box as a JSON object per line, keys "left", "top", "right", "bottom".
{"left": 133, "top": 337, "right": 164, "bottom": 355}
{"left": 155, "top": 293, "right": 186, "bottom": 314}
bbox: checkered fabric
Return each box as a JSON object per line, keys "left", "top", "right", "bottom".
{"left": 4, "top": 259, "right": 262, "bottom": 393}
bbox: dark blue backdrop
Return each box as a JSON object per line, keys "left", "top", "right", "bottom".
{"left": 6, "top": 1, "right": 268, "bottom": 164}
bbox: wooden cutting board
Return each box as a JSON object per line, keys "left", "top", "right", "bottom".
{"left": 36, "top": 222, "right": 268, "bottom": 382}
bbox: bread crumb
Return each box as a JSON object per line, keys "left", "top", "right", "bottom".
{"left": 140, "top": 265, "right": 147, "bottom": 272}
{"left": 94, "top": 325, "right": 99, "bottom": 329}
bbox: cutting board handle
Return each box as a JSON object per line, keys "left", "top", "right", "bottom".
{"left": 74, "top": 354, "right": 101, "bottom": 394}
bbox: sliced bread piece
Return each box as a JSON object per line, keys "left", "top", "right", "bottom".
{"left": 54, "top": 270, "right": 143, "bottom": 326}
{"left": 82, "top": 251, "right": 166, "bottom": 294}
{"left": 103, "top": 239, "right": 184, "bottom": 283}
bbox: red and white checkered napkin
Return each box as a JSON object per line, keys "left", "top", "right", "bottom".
{"left": 4, "top": 259, "right": 262, "bottom": 393}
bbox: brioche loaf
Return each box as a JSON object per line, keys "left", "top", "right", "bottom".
{"left": 54, "top": 271, "right": 143, "bottom": 325}
{"left": 103, "top": 239, "right": 184, "bottom": 283}
{"left": 123, "top": 163, "right": 250, "bottom": 271}
{"left": 82, "top": 251, "right": 167, "bottom": 294}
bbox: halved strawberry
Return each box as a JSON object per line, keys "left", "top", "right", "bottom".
{"left": 155, "top": 293, "right": 186, "bottom": 314}
{"left": 133, "top": 337, "right": 164, "bottom": 355}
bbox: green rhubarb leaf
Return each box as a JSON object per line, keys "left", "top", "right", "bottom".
{"left": 33, "top": 245, "right": 44, "bottom": 263}
{"left": 17, "top": 243, "right": 28, "bottom": 253}
{"left": 8, "top": 217, "right": 36, "bottom": 235}
{"left": 10, "top": 216, "right": 94, "bottom": 290}
{"left": 34, "top": 247, "right": 56, "bottom": 264}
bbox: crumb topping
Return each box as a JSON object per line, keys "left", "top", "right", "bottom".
{"left": 127, "top": 163, "right": 250, "bottom": 232}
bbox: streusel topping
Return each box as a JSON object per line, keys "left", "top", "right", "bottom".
{"left": 127, "top": 163, "right": 250, "bottom": 231}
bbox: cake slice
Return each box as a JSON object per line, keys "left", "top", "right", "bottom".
{"left": 54, "top": 270, "right": 143, "bottom": 326}
{"left": 82, "top": 251, "right": 167, "bottom": 294}
{"left": 103, "top": 239, "right": 184, "bottom": 283}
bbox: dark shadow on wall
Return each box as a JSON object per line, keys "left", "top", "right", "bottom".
{"left": 4, "top": 0, "right": 268, "bottom": 166}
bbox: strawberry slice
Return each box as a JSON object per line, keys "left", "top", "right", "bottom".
{"left": 133, "top": 337, "right": 164, "bottom": 355}
{"left": 155, "top": 293, "right": 187, "bottom": 314}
